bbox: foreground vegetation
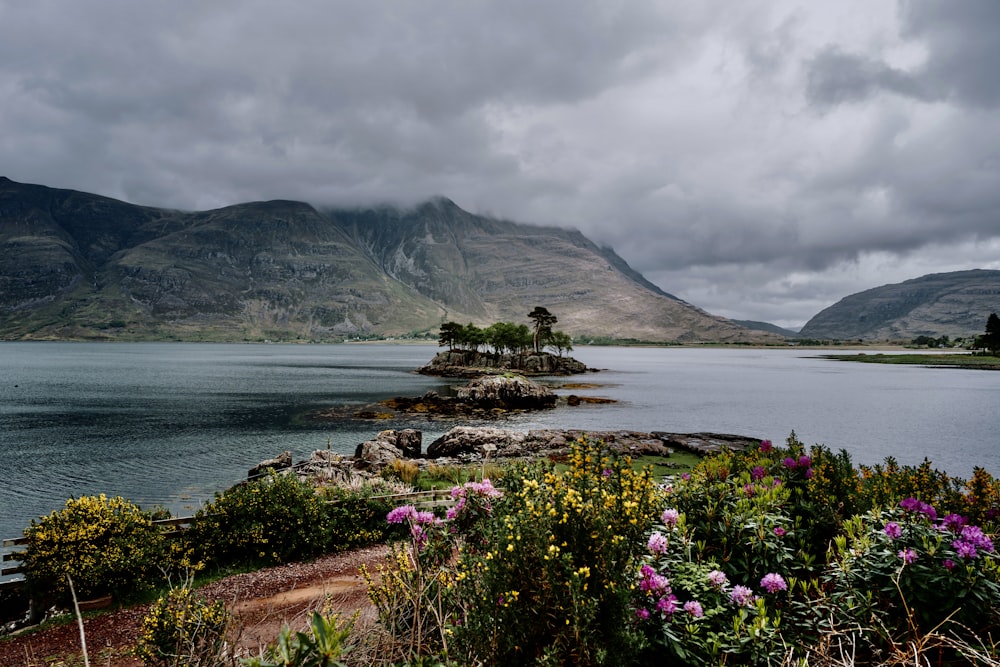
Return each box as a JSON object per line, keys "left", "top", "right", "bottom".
{"left": 8, "top": 438, "right": 1000, "bottom": 665}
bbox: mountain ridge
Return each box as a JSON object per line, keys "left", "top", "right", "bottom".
{"left": 0, "top": 177, "right": 774, "bottom": 343}
{"left": 798, "top": 269, "right": 1000, "bottom": 341}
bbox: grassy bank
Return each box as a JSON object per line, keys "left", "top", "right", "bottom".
{"left": 824, "top": 352, "right": 1000, "bottom": 370}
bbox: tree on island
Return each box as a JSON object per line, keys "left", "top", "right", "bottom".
{"left": 528, "top": 306, "right": 558, "bottom": 354}
{"left": 545, "top": 330, "right": 573, "bottom": 357}
{"left": 981, "top": 312, "right": 1000, "bottom": 356}
{"left": 436, "top": 308, "right": 572, "bottom": 358}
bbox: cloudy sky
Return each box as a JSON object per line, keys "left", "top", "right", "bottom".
{"left": 2, "top": 1, "right": 998, "bottom": 329}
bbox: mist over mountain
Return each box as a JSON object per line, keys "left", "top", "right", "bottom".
{"left": 798, "top": 270, "right": 1000, "bottom": 341}
{"left": 0, "top": 177, "right": 773, "bottom": 343}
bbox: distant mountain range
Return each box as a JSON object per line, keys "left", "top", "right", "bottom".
{"left": 799, "top": 269, "right": 1000, "bottom": 341}
{"left": 0, "top": 177, "right": 775, "bottom": 343}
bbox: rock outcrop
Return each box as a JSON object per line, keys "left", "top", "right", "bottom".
{"left": 247, "top": 450, "right": 293, "bottom": 478}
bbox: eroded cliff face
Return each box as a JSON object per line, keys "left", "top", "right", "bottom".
{"left": 0, "top": 177, "right": 774, "bottom": 343}
{"left": 799, "top": 270, "right": 1000, "bottom": 341}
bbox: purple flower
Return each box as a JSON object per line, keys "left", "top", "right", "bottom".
{"left": 760, "top": 573, "right": 788, "bottom": 594}
{"left": 661, "top": 508, "right": 680, "bottom": 528}
{"left": 647, "top": 532, "right": 668, "bottom": 555}
{"left": 773, "top": 526, "right": 786, "bottom": 537}
{"left": 941, "top": 514, "right": 968, "bottom": 532}
{"left": 681, "top": 473, "right": 691, "bottom": 481}
{"left": 387, "top": 505, "right": 417, "bottom": 524}
{"left": 782, "top": 457, "right": 797, "bottom": 469}
{"left": 655, "top": 594, "right": 679, "bottom": 616}
{"left": 798, "top": 455, "right": 812, "bottom": 468}
{"left": 943, "top": 558, "right": 957, "bottom": 570}
{"left": 639, "top": 566, "right": 671, "bottom": 596}
{"left": 708, "top": 569, "right": 728, "bottom": 588}
{"left": 759, "top": 439, "right": 773, "bottom": 453}
{"left": 898, "top": 548, "right": 919, "bottom": 564}
{"left": 900, "top": 497, "right": 937, "bottom": 521}
{"left": 635, "top": 607, "right": 650, "bottom": 621}
{"left": 883, "top": 522, "right": 902, "bottom": 540}
{"left": 960, "top": 525, "right": 995, "bottom": 552}
{"left": 602, "top": 468, "right": 612, "bottom": 477}
{"left": 804, "top": 467, "right": 814, "bottom": 479}
{"left": 743, "top": 483, "right": 755, "bottom": 497}
{"left": 953, "top": 539, "right": 978, "bottom": 559}
{"left": 900, "top": 497, "right": 921, "bottom": 512}
{"left": 730, "top": 585, "right": 756, "bottom": 607}
{"left": 751, "top": 466, "right": 766, "bottom": 481}
{"left": 684, "top": 600, "right": 704, "bottom": 617}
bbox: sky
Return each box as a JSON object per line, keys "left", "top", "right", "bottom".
{"left": 2, "top": 1, "right": 999, "bottom": 330}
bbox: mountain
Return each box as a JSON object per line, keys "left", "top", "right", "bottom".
{"left": 798, "top": 270, "right": 1000, "bottom": 341}
{"left": 0, "top": 177, "right": 776, "bottom": 343}
{"left": 732, "top": 320, "right": 799, "bottom": 338}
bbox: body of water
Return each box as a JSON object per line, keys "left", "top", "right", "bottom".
{"left": 2, "top": 342, "right": 998, "bottom": 564}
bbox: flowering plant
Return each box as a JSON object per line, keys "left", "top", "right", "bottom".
{"left": 828, "top": 496, "right": 1000, "bottom": 652}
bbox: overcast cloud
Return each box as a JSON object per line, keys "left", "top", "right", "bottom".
{"left": 2, "top": 0, "right": 998, "bottom": 330}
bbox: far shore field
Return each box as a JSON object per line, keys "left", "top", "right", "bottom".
{"left": 823, "top": 351, "right": 1000, "bottom": 370}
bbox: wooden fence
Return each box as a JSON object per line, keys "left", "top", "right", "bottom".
{"left": 0, "top": 488, "right": 454, "bottom": 594}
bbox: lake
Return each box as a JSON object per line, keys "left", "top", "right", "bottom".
{"left": 2, "top": 342, "right": 998, "bottom": 562}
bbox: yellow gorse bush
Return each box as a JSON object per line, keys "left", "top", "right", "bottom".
{"left": 135, "top": 586, "right": 231, "bottom": 667}
{"left": 22, "top": 494, "right": 166, "bottom": 603}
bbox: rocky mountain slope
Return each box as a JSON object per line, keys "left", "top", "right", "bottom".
{"left": 798, "top": 270, "right": 1000, "bottom": 341}
{"left": 0, "top": 177, "right": 772, "bottom": 343}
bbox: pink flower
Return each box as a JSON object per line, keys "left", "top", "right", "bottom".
{"left": 661, "top": 508, "right": 680, "bottom": 528}
{"left": 898, "top": 548, "right": 919, "bottom": 564}
{"left": 708, "top": 569, "right": 728, "bottom": 588}
{"left": 655, "top": 594, "right": 679, "bottom": 616}
{"left": 683, "top": 600, "right": 704, "bottom": 617}
{"left": 760, "top": 439, "right": 773, "bottom": 453}
{"left": 773, "top": 527, "right": 786, "bottom": 537}
{"left": 386, "top": 505, "right": 417, "bottom": 524}
{"left": 760, "top": 573, "right": 787, "bottom": 593}
{"left": 730, "top": 585, "right": 756, "bottom": 607}
{"left": 751, "top": 466, "right": 766, "bottom": 481}
{"left": 635, "top": 607, "right": 650, "bottom": 621}
{"left": 647, "top": 532, "right": 668, "bottom": 555}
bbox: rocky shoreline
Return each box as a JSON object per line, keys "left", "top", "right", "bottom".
{"left": 249, "top": 426, "right": 762, "bottom": 484}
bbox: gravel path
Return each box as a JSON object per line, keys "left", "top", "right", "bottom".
{"left": 0, "top": 543, "right": 392, "bottom": 667}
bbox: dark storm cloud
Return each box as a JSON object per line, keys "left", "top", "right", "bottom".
{"left": 1, "top": 1, "right": 998, "bottom": 329}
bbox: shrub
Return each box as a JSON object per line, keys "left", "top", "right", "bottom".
{"left": 186, "top": 473, "right": 330, "bottom": 568}
{"left": 21, "top": 494, "right": 166, "bottom": 603}
{"left": 828, "top": 498, "right": 1000, "bottom": 654}
{"left": 449, "top": 440, "right": 661, "bottom": 666}
{"left": 135, "top": 585, "right": 232, "bottom": 667}
{"left": 323, "top": 486, "right": 407, "bottom": 551}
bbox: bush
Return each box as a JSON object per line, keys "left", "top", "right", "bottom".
{"left": 186, "top": 473, "right": 330, "bottom": 568}
{"left": 135, "top": 585, "right": 232, "bottom": 667}
{"left": 323, "top": 486, "right": 407, "bottom": 551}
{"left": 828, "top": 498, "right": 1000, "bottom": 654}
{"left": 449, "top": 440, "right": 661, "bottom": 666}
{"left": 21, "top": 494, "right": 166, "bottom": 604}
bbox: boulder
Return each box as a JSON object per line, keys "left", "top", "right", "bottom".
{"left": 353, "top": 431, "right": 405, "bottom": 471}
{"left": 397, "top": 428, "right": 422, "bottom": 457}
{"left": 456, "top": 374, "right": 556, "bottom": 410}
{"left": 248, "top": 450, "right": 293, "bottom": 479}
{"left": 427, "top": 426, "right": 528, "bottom": 458}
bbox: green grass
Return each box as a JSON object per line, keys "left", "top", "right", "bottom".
{"left": 823, "top": 352, "right": 1000, "bottom": 370}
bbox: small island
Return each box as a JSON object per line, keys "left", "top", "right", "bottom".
{"left": 418, "top": 307, "right": 592, "bottom": 378}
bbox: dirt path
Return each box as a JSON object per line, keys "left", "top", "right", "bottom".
{"left": 0, "top": 543, "right": 391, "bottom": 667}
